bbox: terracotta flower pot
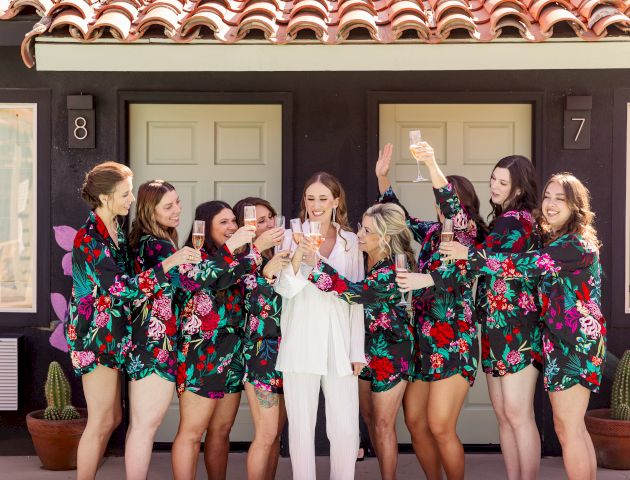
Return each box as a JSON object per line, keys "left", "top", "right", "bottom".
{"left": 26, "top": 408, "right": 87, "bottom": 470}
{"left": 585, "top": 408, "right": 630, "bottom": 470}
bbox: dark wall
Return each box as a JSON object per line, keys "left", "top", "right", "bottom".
{"left": 0, "top": 45, "right": 628, "bottom": 456}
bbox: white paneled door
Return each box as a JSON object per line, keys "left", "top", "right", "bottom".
{"left": 129, "top": 103, "right": 282, "bottom": 442}
{"left": 380, "top": 103, "right": 532, "bottom": 444}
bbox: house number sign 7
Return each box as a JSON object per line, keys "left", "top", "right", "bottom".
{"left": 563, "top": 96, "right": 591, "bottom": 150}
{"left": 67, "top": 95, "right": 95, "bottom": 149}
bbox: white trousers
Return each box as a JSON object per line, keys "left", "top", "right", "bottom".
{"left": 283, "top": 371, "right": 359, "bottom": 480}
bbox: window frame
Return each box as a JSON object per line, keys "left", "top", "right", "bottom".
{"left": 611, "top": 88, "right": 630, "bottom": 323}
{"left": 0, "top": 103, "right": 37, "bottom": 314}
{"left": 0, "top": 89, "right": 50, "bottom": 327}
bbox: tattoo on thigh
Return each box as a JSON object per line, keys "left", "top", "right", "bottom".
{"left": 255, "top": 387, "right": 279, "bottom": 409}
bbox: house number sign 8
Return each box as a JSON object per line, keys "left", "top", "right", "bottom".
{"left": 563, "top": 96, "right": 591, "bottom": 150}
{"left": 67, "top": 95, "right": 95, "bottom": 149}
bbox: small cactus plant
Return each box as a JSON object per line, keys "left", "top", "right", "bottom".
{"left": 43, "top": 361, "right": 80, "bottom": 421}
{"left": 611, "top": 350, "right": 630, "bottom": 421}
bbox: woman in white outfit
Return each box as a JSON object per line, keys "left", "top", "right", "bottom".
{"left": 275, "top": 172, "right": 366, "bottom": 480}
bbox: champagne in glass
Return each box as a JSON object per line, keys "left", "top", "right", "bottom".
{"left": 395, "top": 253, "right": 410, "bottom": 307}
{"left": 309, "top": 221, "right": 323, "bottom": 250}
{"left": 439, "top": 218, "right": 454, "bottom": 270}
{"left": 243, "top": 205, "right": 257, "bottom": 259}
{"left": 290, "top": 218, "right": 303, "bottom": 245}
{"left": 274, "top": 215, "right": 285, "bottom": 254}
{"left": 192, "top": 220, "right": 205, "bottom": 250}
{"left": 409, "top": 129, "right": 428, "bottom": 183}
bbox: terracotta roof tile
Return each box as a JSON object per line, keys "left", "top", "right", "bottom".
{"left": 1, "top": 0, "right": 629, "bottom": 67}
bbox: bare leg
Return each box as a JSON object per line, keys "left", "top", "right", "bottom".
{"left": 267, "top": 395, "right": 286, "bottom": 480}
{"left": 403, "top": 380, "right": 442, "bottom": 480}
{"left": 487, "top": 374, "right": 521, "bottom": 480}
{"left": 426, "top": 375, "right": 469, "bottom": 480}
{"left": 500, "top": 365, "right": 541, "bottom": 480}
{"left": 125, "top": 374, "right": 175, "bottom": 480}
{"left": 171, "top": 391, "right": 216, "bottom": 480}
{"left": 77, "top": 366, "right": 122, "bottom": 480}
{"left": 549, "top": 384, "right": 595, "bottom": 480}
{"left": 371, "top": 381, "right": 407, "bottom": 480}
{"left": 359, "top": 379, "right": 377, "bottom": 457}
{"left": 244, "top": 383, "right": 285, "bottom": 480}
{"left": 204, "top": 392, "right": 241, "bottom": 480}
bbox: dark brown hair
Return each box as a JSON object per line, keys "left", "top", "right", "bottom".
{"left": 80, "top": 161, "right": 133, "bottom": 210}
{"left": 536, "top": 173, "right": 600, "bottom": 248}
{"left": 129, "top": 180, "right": 178, "bottom": 250}
{"left": 446, "top": 175, "right": 489, "bottom": 241}
{"left": 489, "top": 155, "right": 538, "bottom": 226}
{"left": 186, "top": 200, "right": 234, "bottom": 303}
{"left": 185, "top": 200, "right": 233, "bottom": 255}
{"left": 233, "top": 197, "right": 277, "bottom": 228}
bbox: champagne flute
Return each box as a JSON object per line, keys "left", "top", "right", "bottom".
{"left": 192, "top": 220, "right": 205, "bottom": 250}
{"left": 309, "top": 220, "right": 323, "bottom": 251}
{"left": 274, "top": 215, "right": 285, "bottom": 254}
{"left": 438, "top": 218, "right": 454, "bottom": 271}
{"left": 243, "top": 205, "right": 257, "bottom": 259}
{"left": 290, "top": 218, "right": 303, "bottom": 246}
{"left": 409, "top": 129, "right": 428, "bottom": 183}
{"left": 395, "top": 253, "right": 410, "bottom": 307}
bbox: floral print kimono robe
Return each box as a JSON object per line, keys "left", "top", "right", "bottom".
{"left": 308, "top": 257, "right": 414, "bottom": 392}
{"left": 67, "top": 211, "right": 170, "bottom": 376}
{"left": 128, "top": 235, "right": 250, "bottom": 383}
{"left": 241, "top": 258, "right": 284, "bottom": 394}
{"left": 176, "top": 246, "right": 260, "bottom": 398}
{"left": 463, "top": 208, "right": 542, "bottom": 376}
{"left": 433, "top": 233, "right": 606, "bottom": 392}
{"left": 379, "top": 185, "right": 481, "bottom": 385}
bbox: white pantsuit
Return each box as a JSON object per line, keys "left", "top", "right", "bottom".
{"left": 275, "top": 223, "right": 365, "bottom": 480}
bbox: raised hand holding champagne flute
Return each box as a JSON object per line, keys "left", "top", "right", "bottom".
{"left": 243, "top": 204, "right": 258, "bottom": 259}
{"left": 409, "top": 129, "right": 428, "bottom": 183}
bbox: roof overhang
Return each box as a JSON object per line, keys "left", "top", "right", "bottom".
{"left": 33, "top": 37, "right": 630, "bottom": 71}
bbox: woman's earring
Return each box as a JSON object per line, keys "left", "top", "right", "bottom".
{"left": 332, "top": 207, "right": 337, "bottom": 224}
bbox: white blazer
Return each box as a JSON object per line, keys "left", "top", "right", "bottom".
{"left": 275, "top": 222, "right": 365, "bottom": 377}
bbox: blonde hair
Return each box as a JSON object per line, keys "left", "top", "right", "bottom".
{"left": 363, "top": 203, "right": 416, "bottom": 270}
{"left": 536, "top": 172, "right": 601, "bottom": 249}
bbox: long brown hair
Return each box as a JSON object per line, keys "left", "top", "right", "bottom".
{"left": 489, "top": 155, "right": 538, "bottom": 227}
{"left": 233, "top": 197, "right": 277, "bottom": 228}
{"left": 233, "top": 197, "right": 277, "bottom": 258}
{"left": 447, "top": 175, "right": 489, "bottom": 241}
{"left": 129, "top": 180, "right": 178, "bottom": 250}
{"left": 80, "top": 161, "right": 132, "bottom": 210}
{"left": 299, "top": 172, "right": 351, "bottom": 232}
{"left": 536, "top": 173, "right": 600, "bottom": 249}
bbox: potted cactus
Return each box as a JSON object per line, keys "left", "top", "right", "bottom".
{"left": 585, "top": 350, "right": 630, "bottom": 470}
{"left": 26, "top": 361, "right": 87, "bottom": 470}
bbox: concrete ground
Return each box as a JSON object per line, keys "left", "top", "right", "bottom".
{"left": 2, "top": 452, "right": 630, "bottom": 479}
